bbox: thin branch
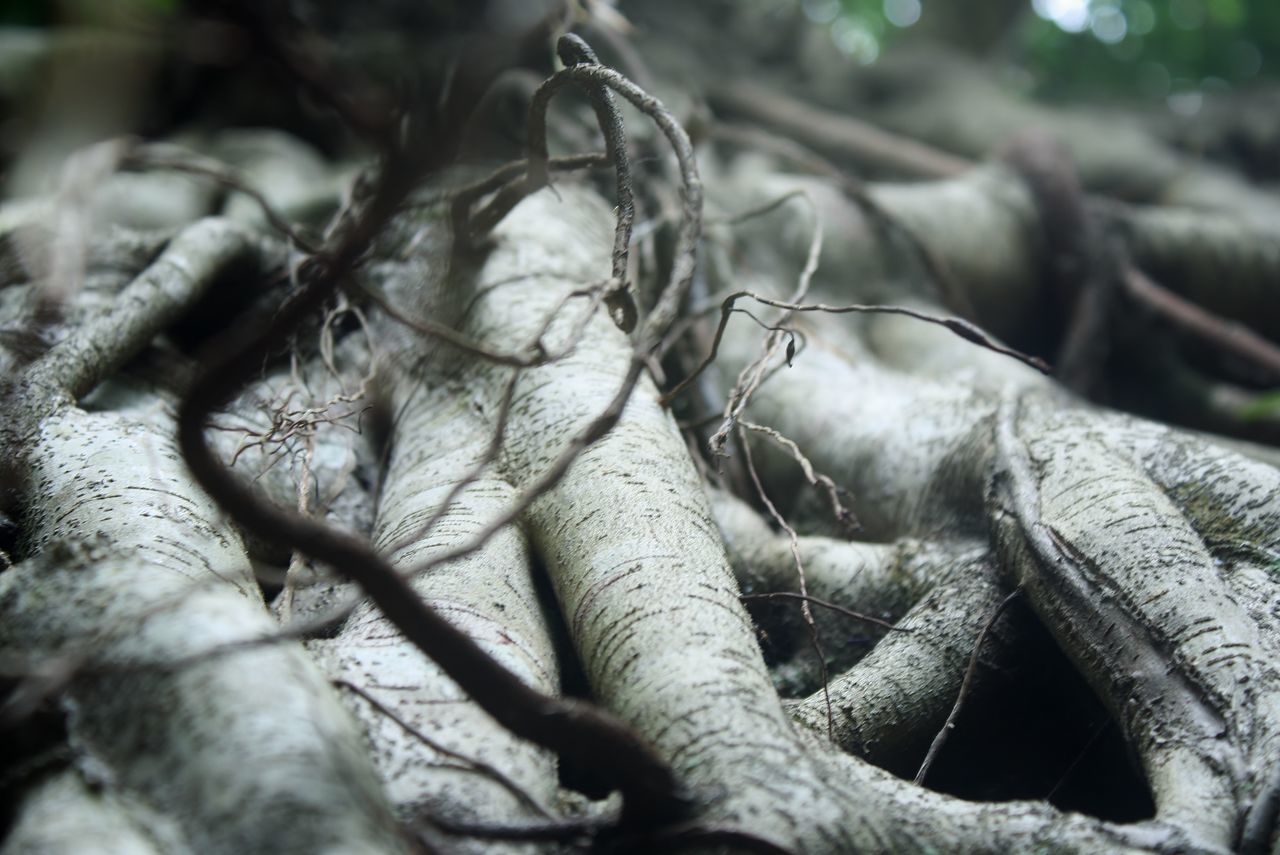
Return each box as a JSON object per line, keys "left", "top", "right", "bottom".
{"left": 739, "top": 425, "right": 833, "bottom": 740}
{"left": 704, "top": 188, "right": 812, "bottom": 229}
{"left": 710, "top": 328, "right": 787, "bottom": 457}
{"left": 708, "top": 78, "right": 971, "bottom": 179}
{"left": 455, "top": 42, "right": 703, "bottom": 344}
{"left": 1124, "top": 265, "right": 1280, "bottom": 381}
{"left": 739, "top": 592, "right": 908, "bottom": 634}
{"left": 663, "top": 290, "right": 1050, "bottom": 407}
{"left": 557, "top": 33, "right": 638, "bottom": 332}
{"left": 400, "top": 356, "right": 644, "bottom": 580}
{"left": 121, "top": 144, "right": 320, "bottom": 253}
{"left": 710, "top": 122, "right": 975, "bottom": 319}
{"left": 392, "top": 34, "right": 705, "bottom": 594}
{"left": 686, "top": 193, "right": 824, "bottom": 460}
{"left": 448, "top": 152, "right": 611, "bottom": 254}
{"left": 384, "top": 282, "right": 611, "bottom": 561}
{"left": 739, "top": 420, "right": 856, "bottom": 532}
{"left": 454, "top": 35, "right": 640, "bottom": 334}
{"left": 334, "top": 679, "right": 551, "bottom": 820}
{"left": 352, "top": 276, "right": 551, "bottom": 368}
{"left": 277, "top": 435, "right": 316, "bottom": 622}
{"left": 1045, "top": 717, "right": 1110, "bottom": 803}
{"left": 381, "top": 368, "right": 521, "bottom": 560}
{"left": 915, "top": 588, "right": 1022, "bottom": 785}
{"left": 662, "top": 188, "right": 822, "bottom": 370}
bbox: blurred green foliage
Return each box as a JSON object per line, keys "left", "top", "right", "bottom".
{"left": 1239, "top": 390, "right": 1280, "bottom": 422}
{"left": 814, "top": 0, "right": 1277, "bottom": 101}
{"left": 4, "top": 0, "right": 1273, "bottom": 105}
{"left": 1018, "top": 0, "right": 1277, "bottom": 100}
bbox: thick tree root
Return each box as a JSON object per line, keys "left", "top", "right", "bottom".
{"left": 718, "top": 279, "right": 1280, "bottom": 851}
{"left": 374, "top": 184, "right": 1184, "bottom": 851}
{"left": 310, "top": 380, "right": 565, "bottom": 839}
{"left": 0, "top": 220, "right": 403, "bottom": 854}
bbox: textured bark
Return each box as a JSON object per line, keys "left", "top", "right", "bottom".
{"left": 712, "top": 256, "right": 1280, "bottom": 850}
{"left": 309, "top": 365, "right": 564, "bottom": 838}
{"left": 357, "top": 186, "right": 1181, "bottom": 851}
{"left": 0, "top": 219, "right": 403, "bottom": 854}
{"left": 3, "top": 4, "right": 1280, "bottom": 853}
{"left": 0, "top": 771, "right": 174, "bottom": 855}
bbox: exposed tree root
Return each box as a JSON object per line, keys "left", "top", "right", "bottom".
{"left": 3, "top": 9, "right": 1280, "bottom": 853}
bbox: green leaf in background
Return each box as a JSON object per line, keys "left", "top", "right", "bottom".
{"left": 1238, "top": 390, "right": 1280, "bottom": 422}
{"left": 1022, "top": 0, "right": 1274, "bottom": 100}
{"left": 809, "top": 0, "right": 1276, "bottom": 100}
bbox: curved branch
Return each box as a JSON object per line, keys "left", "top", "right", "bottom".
{"left": 456, "top": 41, "right": 703, "bottom": 343}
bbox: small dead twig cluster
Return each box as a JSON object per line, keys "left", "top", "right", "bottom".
{"left": 220, "top": 387, "right": 365, "bottom": 470}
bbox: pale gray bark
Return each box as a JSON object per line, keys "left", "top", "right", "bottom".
{"left": 0, "top": 771, "right": 177, "bottom": 855}
{"left": 709, "top": 176, "right": 1280, "bottom": 847}
{"left": 0, "top": 218, "right": 404, "bottom": 855}
{"left": 2, "top": 7, "right": 1279, "bottom": 853}
{"left": 367, "top": 186, "right": 1184, "bottom": 852}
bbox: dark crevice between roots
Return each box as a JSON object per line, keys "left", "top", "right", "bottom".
{"left": 166, "top": 251, "right": 280, "bottom": 358}
{"left": 0, "top": 510, "right": 19, "bottom": 573}
{"left": 745, "top": 596, "right": 798, "bottom": 669}
{"left": 746, "top": 596, "right": 880, "bottom": 699}
{"left": 526, "top": 549, "right": 613, "bottom": 802}
{"left": 915, "top": 603, "right": 1154, "bottom": 823}
{"left": 0, "top": 691, "right": 69, "bottom": 841}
